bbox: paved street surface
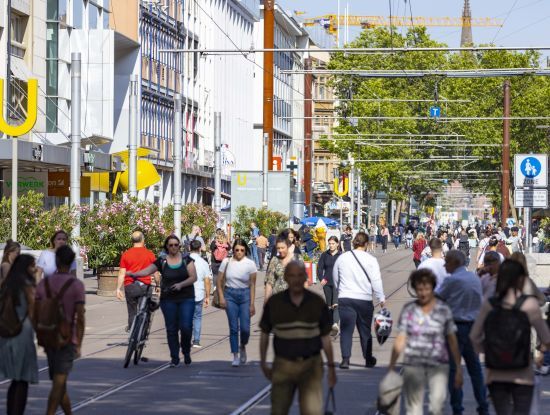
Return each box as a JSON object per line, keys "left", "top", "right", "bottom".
{"left": 1, "top": 248, "right": 549, "bottom": 414}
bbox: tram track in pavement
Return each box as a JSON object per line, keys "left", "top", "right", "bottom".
{"left": 229, "top": 250, "right": 415, "bottom": 415}
{"left": 0, "top": 292, "right": 264, "bottom": 388}
{"left": 55, "top": 288, "right": 269, "bottom": 413}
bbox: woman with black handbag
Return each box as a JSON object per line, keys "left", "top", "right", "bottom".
{"left": 216, "top": 239, "right": 257, "bottom": 367}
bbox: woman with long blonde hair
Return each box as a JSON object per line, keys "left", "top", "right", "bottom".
{"left": 412, "top": 232, "right": 426, "bottom": 268}
{"left": 210, "top": 231, "right": 231, "bottom": 281}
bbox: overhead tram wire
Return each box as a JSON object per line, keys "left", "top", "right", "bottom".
{"left": 281, "top": 68, "right": 550, "bottom": 77}
{"left": 492, "top": 0, "right": 520, "bottom": 43}
{"left": 159, "top": 46, "right": 550, "bottom": 54}
{"left": 280, "top": 115, "right": 550, "bottom": 121}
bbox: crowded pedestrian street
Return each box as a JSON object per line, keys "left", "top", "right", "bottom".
{"left": 0, "top": 247, "right": 546, "bottom": 414}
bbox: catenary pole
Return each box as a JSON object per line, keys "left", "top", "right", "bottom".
{"left": 7, "top": 0, "right": 17, "bottom": 241}
{"left": 214, "top": 112, "right": 222, "bottom": 214}
{"left": 70, "top": 53, "right": 82, "bottom": 246}
{"left": 502, "top": 80, "right": 511, "bottom": 222}
{"left": 262, "top": 133, "right": 268, "bottom": 208}
{"left": 263, "top": 0, "right": 274, "bottom": 171}
{"left": 128, "top": 75, "right": 138, "bottom": 198}
{"left": 174, "top": 94, "right": 182, "bottom": 239}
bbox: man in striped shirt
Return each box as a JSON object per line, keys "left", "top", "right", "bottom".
{"left": 260, "top": 261, "right": 337, "bottom": 414}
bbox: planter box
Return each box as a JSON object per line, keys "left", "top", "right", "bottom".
{"left": 97, "top": 267, "right": 119, "bottom": 297}
{"left": 303, "top": 261, "right": 318, "bottom": 285}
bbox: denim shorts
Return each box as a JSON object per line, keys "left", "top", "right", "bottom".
{"left": 47, "top": 344, "right": 75, "bottom": 379}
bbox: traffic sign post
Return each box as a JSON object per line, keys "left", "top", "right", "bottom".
{"left": 514, "top": 154, "right": 548, "bottom": 253}
{"left": 514, "top": 189, "right": 548, "bottom": 208}
{"left": 429, "top": 106, "right": 441, "bottom": 118}
{"left": 514, "top": 154, "right": 548, "bottom": 188}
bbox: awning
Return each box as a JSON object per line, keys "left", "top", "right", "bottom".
{"left": 11, "top": 58, "right": 33, "bottom": 82}
{"left": 200, "top": 186, "right": 231, "bottom": 200}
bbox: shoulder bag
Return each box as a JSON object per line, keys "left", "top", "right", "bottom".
{"left": 213, "top": 259, "right": 229, "bottom": 309}
{"left": 350, "top": 250, "right": 372, "bottom": 285}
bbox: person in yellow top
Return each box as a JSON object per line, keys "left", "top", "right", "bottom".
{"left": 256, "top": 232, "right": 269, "bottom": 271}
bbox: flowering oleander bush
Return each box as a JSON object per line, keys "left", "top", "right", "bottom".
{"left": 162, "top": 203, "right": 219, "bottom": 243}
{"left": 233, "top": 206, "right": 288, "bottom": 241}
{"left": 0, "top": 191, "right": 75, "bottom": 249}
{"left": 80, "top": 199, "right": 172, "bottom": 269}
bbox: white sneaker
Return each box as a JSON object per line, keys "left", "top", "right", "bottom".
{"left": 240, "top": 346, "right": 247, "bottom": 364}
{"left": 232, "top": 354, "right": 240, "bottom": 367}
{"left": 535, "top": 365, "right": 549, "bottom": 375}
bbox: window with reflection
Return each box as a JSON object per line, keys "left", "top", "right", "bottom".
{"left": 89, "top": 3, "right": 98, "bottom": 29}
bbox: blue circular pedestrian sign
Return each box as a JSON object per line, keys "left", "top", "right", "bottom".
{"left": 520, "top": 157, "right": 541, "bottom": 178}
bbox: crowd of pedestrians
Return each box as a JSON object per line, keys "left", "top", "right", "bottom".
{"left": 1, "top": 218, "right": 548, "bottom": 414}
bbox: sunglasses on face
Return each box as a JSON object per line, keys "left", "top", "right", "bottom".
{"left": 168, "top": 243, "right": 180, "bottom": 247}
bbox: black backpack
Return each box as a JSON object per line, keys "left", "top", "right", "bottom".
{"left": 458, "top": 235, "right": 470, "bottom": 257}
{"left": 483, "top": 295, "right": 532, "bottom": 370}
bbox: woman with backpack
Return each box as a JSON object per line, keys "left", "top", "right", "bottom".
{"left": 210, "top": 232, "right": 230, "bottom": 283}
{"left": 0, "top": 254, "right": 39, "bottom": 415}
{"left": 216, "top": 239, "right": 257, "bottom": 367}
{"left": 470, "top": 260, "right": 550, "bottom": 415}
{"left": 129, "top": 235, "right": 197, "bottom": 367}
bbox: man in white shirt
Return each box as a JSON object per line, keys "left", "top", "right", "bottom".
{"left": 189, "top": 240, "right": 212, "bottom": 348}
{"left": 418, "top": 238, "right": 448, "bottom": 287}
{"left": 333, "top": 232, "right": 385, "bottom": 369}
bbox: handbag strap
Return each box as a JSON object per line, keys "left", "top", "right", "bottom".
{"left": 324, "top": 387, "right": 336, "bottom": 413}
{"left": 350, "top": 250, "right": 372, "bottom": 285}
{"left": 220, "top": 259, "right": 230, "bottom": 290}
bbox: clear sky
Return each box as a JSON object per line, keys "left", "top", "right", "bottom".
{"left": 277, "top": 0, "right": 550, "bottom": 49}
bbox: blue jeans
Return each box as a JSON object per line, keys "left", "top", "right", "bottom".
{"left": 250, "top": 243, "right": 259, "bottom": 268}
{"left": 449, "top": 322, "right": 489, "bottom": 415}
{"left": 193, "top": 300, "right": 203, "bottom": 344}
{"left": 224, "top": 287, "right": 251, "bottom": 354}
{"left": 160, "top": 298, "right": 195, "bottom": 363}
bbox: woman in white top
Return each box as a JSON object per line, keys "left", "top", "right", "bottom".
{"left": 36, "top": 230, "right": 76, "bottom": 280}
{"left": 217, "top": 239, "right": 257, "bottom": 367}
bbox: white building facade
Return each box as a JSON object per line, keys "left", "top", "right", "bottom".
{"left": 138, "top": 0, "right": 259, "bottom": 207}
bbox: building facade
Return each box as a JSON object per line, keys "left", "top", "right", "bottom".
{"left": 139, "top": 0, "right": 258, "bottom": 207}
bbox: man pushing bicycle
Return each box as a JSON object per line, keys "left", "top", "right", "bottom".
{"left": 116, "top": 231, "right": 157, "bottom": 330}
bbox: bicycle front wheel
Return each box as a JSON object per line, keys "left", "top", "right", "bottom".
{"left": 134, "top": 313, "right": 151, "bottom": 365}
{"left": 124, "top": 314, "right": 143, "bottom": 368}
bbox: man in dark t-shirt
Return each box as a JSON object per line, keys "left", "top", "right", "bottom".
{"left": 260, "top": 261, "right": 336, "bottom": 414}
{"left": 341, "top": 226, "right": 353, "bottom": 252}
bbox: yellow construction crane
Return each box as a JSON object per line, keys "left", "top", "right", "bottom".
{"left": 303, "top": 15, "right": 503, "bottom": 36}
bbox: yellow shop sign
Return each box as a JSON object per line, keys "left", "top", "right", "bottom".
{"left": 0, "top": 79, "right": 38, "bottom": 136}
